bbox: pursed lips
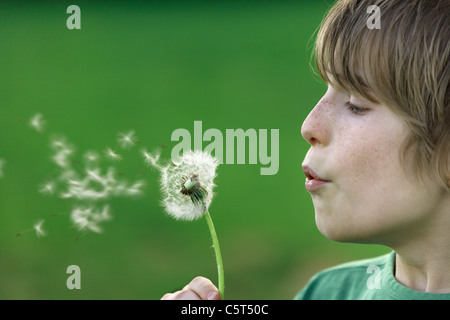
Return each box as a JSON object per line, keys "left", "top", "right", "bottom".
{"left": 302, "top": 164, "right": 331, "bottom": 192}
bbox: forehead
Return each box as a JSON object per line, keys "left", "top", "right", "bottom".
{"left": 315, "top": 3, "right": 386, "bottom": 104}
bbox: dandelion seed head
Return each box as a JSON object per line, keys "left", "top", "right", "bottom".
{"left": 159, "top": 150, "right": 218, "bottom": 221}
{"left": 30, "top": 114, "right": 46, "bottom": 132}
{"left": 180, "top": 174, "right": 208, "bottom": 205}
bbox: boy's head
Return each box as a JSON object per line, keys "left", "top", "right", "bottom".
{"left": 315, "top": 0, "right": 449, "bottom": 190}
{"left": 301, "top": 0, "right": 449, "bottom": 243}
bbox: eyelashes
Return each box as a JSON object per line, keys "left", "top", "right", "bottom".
{"left": 345, "top": 101, "right": 368, "bottom": 115}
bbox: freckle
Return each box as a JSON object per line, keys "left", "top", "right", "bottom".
{"left": 321, "top": 98, "right": 335, "bottom": 107}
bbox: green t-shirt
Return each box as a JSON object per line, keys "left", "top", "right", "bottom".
{"left": 295, "top": 252, "right": 450, "bottom": 300}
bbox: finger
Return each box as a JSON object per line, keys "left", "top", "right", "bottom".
{"left": 161, "top": 293, "right": 173, "bottom": 300}
{"left": 172, "top": 289, "right": 202, "bottom": 300}
{"left": 161, "top": 282, "right": 190, "bottom": 300}
{"left": 187, "top": 276, "right": 220, "bottom": 300}
{"left": 161, "top": 290, "right": 201, "bottom": 300}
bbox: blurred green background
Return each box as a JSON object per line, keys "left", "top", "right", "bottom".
{"left": 0, "top": 0, "right": 389, "bottom": 299}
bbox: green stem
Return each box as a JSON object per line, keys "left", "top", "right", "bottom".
{"left": 205, "top": 210, "right": 225, "bottom": 299}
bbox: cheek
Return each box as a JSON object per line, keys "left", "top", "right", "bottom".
{"left": 329, "top": 117, "right": 415, "bottom": 233}
{"left": 320, "top": 120, "right": 416, "bottom": 239}
{"left": 335, "top": 124, "right": 403, "bottom": 189}
{"left": 314, "top": 134, "right": 405, "bottom": 242}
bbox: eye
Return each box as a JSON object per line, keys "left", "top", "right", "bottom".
{"left": 345, "top": 101, "right": 368, "bottom": 115}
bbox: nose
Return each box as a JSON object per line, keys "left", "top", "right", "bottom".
{"left": 301, "top": 98, "right": 332, "bottom": 147}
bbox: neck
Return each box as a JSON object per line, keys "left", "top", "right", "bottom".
{"left": 390, "top": 195, "right": 450, "bottom": 293}
{"left": 394, "top": 248, "right": 450, "bottom": 293}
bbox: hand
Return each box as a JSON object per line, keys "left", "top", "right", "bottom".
{"left": 161, "top": 276, "right": 221, "bottom": 300}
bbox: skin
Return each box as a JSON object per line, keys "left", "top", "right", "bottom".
{"left": 302, "top": 86, "right": 445, "bottom": 244}
{"left": 162, "top": 84, "right": 450, "bottom": 298}
{"left": 302, "top": 85, "right": 450, "bottom": 293}
{"left": 161, "top": 276, "right": 220, "bottom": 300}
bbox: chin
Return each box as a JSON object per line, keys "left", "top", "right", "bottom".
{"left": 315, "top": 214, "right": 378, "bottom": 244}
{"left": 317, "top": 223, "right": 352, "bottom": 242}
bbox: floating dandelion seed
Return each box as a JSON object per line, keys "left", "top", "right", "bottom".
{"left": 29, "top": 113, "right": 46, "bottom": 132}
{"left": 141, "top": 148, "right": 161, "bottom": 169}
{"left": 39, "top": 181, "right": 56, "bottom": 195}
{"left": 125, "top": 181, "right": 145, "bottom": 197}
{"left": 30, "top": 124, "right": 145, "bottom": 237}
{"left": 118, "top": 130, "right": 137, "bottom": 149}
{"left": 70, "top": 205, "right": 112, "bottom": 233}
{"left": 34, "top": 220, "right": 46, "bottom": 238}
{"left": 150, "top": 149, "right": 224, "bottom": 298}
{"left": 59, "top": 167, "right": 144, "bottom": 201}
{"left": 50, "top": 135, "right": 75, "bottom": 168}
{"left": 105, "top": 147, "right": 122, "bottom": 161}
{"left": 16, "top": 220, "right": 47, "bottom": 238}
{"left": 84, "top": 150, "right": 100, "bottom": 164}
{"left": 0, "top": 158, "right": 5, "bottom": 178}
{"left": 61, "top": 168, "right": 114, "bottom": 200}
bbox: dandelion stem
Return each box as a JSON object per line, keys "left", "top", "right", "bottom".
{"left": 204, "top": 210, "right": 224, "bottom": 299}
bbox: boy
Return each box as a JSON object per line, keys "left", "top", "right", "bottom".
{"left": 162, "top": 0, "right": 449, "bottom": 300}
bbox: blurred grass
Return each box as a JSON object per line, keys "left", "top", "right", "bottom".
{"left": 0, "top": 1, "right": 389, "bottom": 299}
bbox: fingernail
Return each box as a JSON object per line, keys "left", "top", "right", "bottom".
{"left": 207, "top": 292, "right": 219, "bottom": 300}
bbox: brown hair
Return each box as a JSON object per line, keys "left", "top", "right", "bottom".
{"left": 314, "top": 0, "right": 449, "bottom": 190}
